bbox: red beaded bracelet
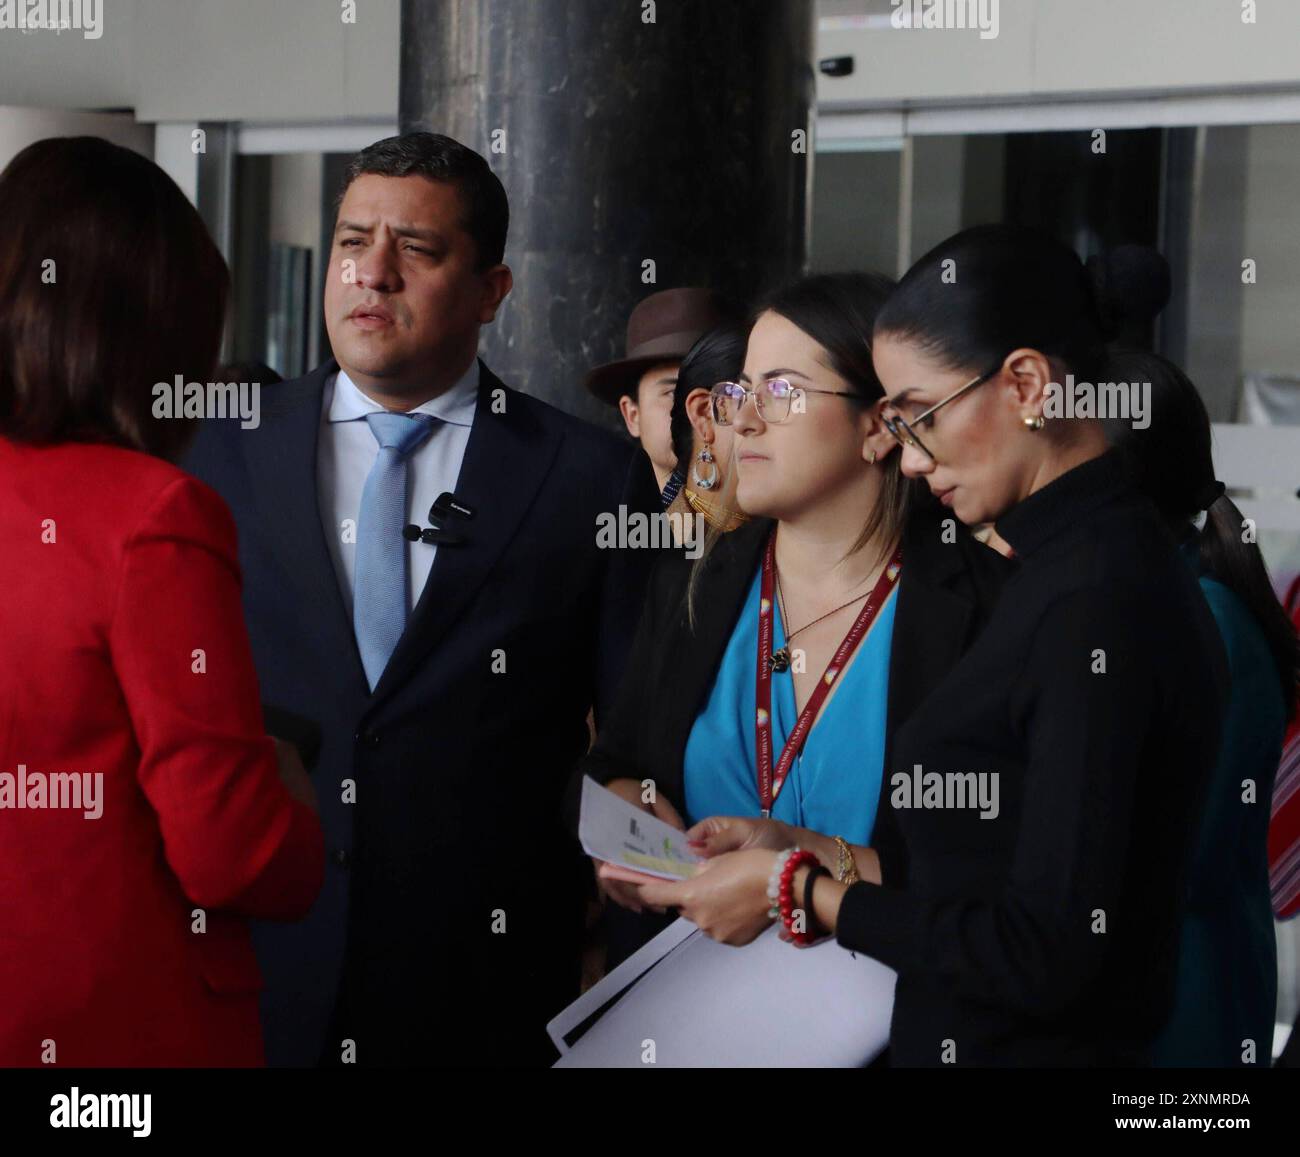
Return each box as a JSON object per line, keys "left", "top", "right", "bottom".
{"left": 777, "top": 848, "right": 819, "bottom": 946}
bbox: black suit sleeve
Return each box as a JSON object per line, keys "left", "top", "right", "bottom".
{"left": 564, "top": 547, "right": 682, "bottom": 838}
{"left": 591, "top": 447, "right": 664, "bottom": 730}
{"left": 836, "top": 583, "right": 1164, "bottom": 1019}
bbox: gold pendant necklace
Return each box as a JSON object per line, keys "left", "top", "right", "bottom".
{"left": 772, "top": 570, "right": 870, "bottom": 674}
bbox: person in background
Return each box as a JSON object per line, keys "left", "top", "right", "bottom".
{"left": 591, "top": 320, "right": 751, "bottom": 970}
{"left": 1268, "top": 577, "right": 1300, "bottom": 922}
{"left": 586, "top": 287, "right": 740, "bottom": 496}
{"left": 1105, "top": 349, "right": 1298, "bottom": 1067}
{"left": 662, "top": 322, "right": 750, "bottom": 537}
{"left": 0, "top": 136, "right": 323, "bottom": 1067}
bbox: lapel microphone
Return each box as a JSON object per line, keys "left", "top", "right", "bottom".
{"left": 402, "top": 491, "right": 476, "bottom": 546}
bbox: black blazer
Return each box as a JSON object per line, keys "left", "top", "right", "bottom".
{"left": 834, "top": 451, "right": 1230, "bottom": 1067}
{"left": 185, "top": 359, "right": 659, "bottom": 1067}
{"left": 569, "top": 500, "right": 1014, "bottom": 891}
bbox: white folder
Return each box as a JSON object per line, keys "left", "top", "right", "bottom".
{"left": 549, "top": 918, "right": 896, "bottom": 1068}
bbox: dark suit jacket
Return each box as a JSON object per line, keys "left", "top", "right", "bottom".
{"left": 568, "top": 502, "right": 1014, "bottom": 905}
{"left": 185, "top": 358, "right": 658, "bottom": 1067}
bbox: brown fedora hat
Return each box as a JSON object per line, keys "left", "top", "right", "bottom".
{"left": 585, "top": 287, "right": 739, "bottom": 405}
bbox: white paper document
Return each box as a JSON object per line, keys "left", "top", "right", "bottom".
{"left": 551, "top": 918, "right": 897, "bottom": 1067}
{"left": 578, "top": 776, "right": 702, "bottom": 880}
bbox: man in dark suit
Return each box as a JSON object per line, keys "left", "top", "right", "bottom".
{"left": 186, "top": 132, "right": 657, "bottom": 1067}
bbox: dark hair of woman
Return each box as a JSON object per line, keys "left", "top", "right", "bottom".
{"left": 0, "top": 136, "right": 229, "bottom": 462}
{"left": 675, "top": 322, "right": 749, "bottom": 627}
{"left": 1105, "top": 348, "right": 1299, "bottom": 721}
{"left": 670, "top": 322, "right": 747, "bottom": 468}
{"left": 874, "top": 224, "right": 1183, "bottom": 459}
{"left": 874, "top": 222, "right": 1111, "bottom": 396}
{"left": 758, "top": 270, "right": 907, "bottom": 563}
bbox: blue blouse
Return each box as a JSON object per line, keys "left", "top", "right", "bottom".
{"left": 682, "top": 564, "right": 897, "bottom": 845}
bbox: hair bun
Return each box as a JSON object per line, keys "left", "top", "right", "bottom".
{"left": 1086, "top": 245, "right": 1172, "bottom": 342}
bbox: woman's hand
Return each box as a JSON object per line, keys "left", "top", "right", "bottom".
{"left": 686, "top": 815, "right": 839, "bottom": 876}
{"left": 590, "top": 778, "right": 685, "bottom": 914}
{"left": 685, "top": 815, "right": 793, "bottom": 857}
{"left": 637, "top": 848, "right": 777, "bottom": 946}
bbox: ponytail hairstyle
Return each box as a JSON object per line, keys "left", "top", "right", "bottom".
{"left": 760, "top": 271, "right": 907, "bottom": 564}
{"left": 1105, "top": 348, "right": 1299, "bottom": 722}
{"left": 874, "top": 226, "right": 1173, "bottom": 381}
{"left": 873, "top": 224, "right": 1113, "bottom": 417}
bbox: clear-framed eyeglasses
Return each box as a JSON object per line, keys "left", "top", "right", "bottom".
{"left": 710, "top": 378, "right": 860, "bottom": 426}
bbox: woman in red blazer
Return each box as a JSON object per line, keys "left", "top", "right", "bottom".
{"left": 0, "top": 137, "right": 324, "bottom": 1067}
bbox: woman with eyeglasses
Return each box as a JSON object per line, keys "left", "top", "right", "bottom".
{"left": 566, "top": 272, "right": 1012, "bottom": 1063}
{"left": 636, "top": 225, "right": 1231, "bottom": 1067}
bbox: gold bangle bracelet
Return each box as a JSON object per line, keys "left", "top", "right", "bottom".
{"left": 833, "top": 835, "right": 860, "bottom": 885}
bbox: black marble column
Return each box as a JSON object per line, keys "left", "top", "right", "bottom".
{"left": 400, "top": 0, "right": 814, "bottom": 427}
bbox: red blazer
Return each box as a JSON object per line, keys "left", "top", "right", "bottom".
{"left": 0, "top": 437, "right": 324, "bottom": 1066}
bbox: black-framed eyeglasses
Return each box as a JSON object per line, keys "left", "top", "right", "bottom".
{"left": 881, "top": 362, "right": 1003, "bottom": 461}
{"left": 710, "top": 378, "right": 860, "bottom": 426}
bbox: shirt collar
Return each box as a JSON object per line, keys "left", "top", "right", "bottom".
{"left": 328, "top": 359, "right": 480, "bottom": 427}
{"left": 660, "top": 464, "right": 686, "bottom": 509}
{"left": 994, "top": 448, "right": 1134, "bottom": 559}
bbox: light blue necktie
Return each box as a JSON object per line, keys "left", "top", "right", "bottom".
{"left": 354, "top": 411, "right": 438, "bottom": 689}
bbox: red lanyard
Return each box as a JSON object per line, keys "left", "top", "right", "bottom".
{"left": 755, "top": 532, "right": 903, "bottom": 817}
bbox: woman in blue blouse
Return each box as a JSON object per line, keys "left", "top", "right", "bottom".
{"left": 575, "top": 272, "right": 1012, "bottom": 951}
{"left": 1107, "top": 350, "right": 1298, "bottom": 1067}
{"left": 681, "top": 554, "right": 897, "bottom": 848}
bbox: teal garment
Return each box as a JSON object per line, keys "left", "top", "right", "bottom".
{"left": 682, "top": 564, "right": 896, "bottom": 846}
{"left": 1153, "top": 541, "right": 1285, "bottom": 1067}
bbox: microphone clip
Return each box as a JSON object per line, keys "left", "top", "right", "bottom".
{"left": 402, "top": 490, "right": 476, "bottom": 547}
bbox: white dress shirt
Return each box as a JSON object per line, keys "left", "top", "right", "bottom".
{"left": 318, "top": 361, "right": 479, "bottom": 616}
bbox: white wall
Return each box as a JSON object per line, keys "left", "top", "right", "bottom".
{"left": 0, "top": 0, "right": 399, "bottom": 123}
{"left": 0, "top": 104, "right": 153, "bottom": 172}
{"left": 0, "top": 0, "right": 138, "bottom": 110}
{"left": 268, "top": 153, "right": 324, "bottom": 251}
{"left": 817, "top": 0, "right": 1300, "bottom": 108}
{"left": 3, "top": 2, "right": 1296, "bottom": 127}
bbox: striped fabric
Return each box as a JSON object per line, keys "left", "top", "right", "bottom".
{"left": 1269, "top": 575, "right": 1300, "bottom": 920}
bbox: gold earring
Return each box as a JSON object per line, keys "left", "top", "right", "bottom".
{"left": 1023, "top": 415, "right": 1045, "bottom": 431}
{"left": 869, "top": 449, "right": 878, "bottom": 466}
